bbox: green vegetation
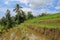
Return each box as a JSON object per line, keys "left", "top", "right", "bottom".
{"left": 24, "top": 13, "right": 60, "bottom": 28}
{"left": 0, "top": 4, "right": 34, "bottom": 38}
{"left": 0, "top": 4, "right": 34, "bottom": 30}
{"left": 6, "top": 9, "right": 13, "bottom": 29}
{"left": 13, "top": 4, "right": 25, "bottom": 24}
{"left": 27, "top": 11, "right": 34, "bottom": 19}
{"left": 0, "top": 3, "right": 60, "bottom": 40}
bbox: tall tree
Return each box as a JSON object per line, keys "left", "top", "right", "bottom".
{"left": 21, "top": 10, "right": 26, "bottom": 21}
{"left": 13, "top": 4, "right": 25, "bottom": 24}
{"left": 5, "top": 9, "right": 12, "bottom": 29}
{"left": 13, "top": 4, "right": 22, "bottom": 13}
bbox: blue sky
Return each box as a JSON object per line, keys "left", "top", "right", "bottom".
{"left": 0, "top": 0, "right": 60, "bottom": 18}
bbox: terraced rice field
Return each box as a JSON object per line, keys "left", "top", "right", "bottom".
{"left": 0, "top": 13, "right": 60, "bottom": 40}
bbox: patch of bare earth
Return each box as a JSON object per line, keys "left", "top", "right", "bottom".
{"left": 25, "top": 24, "right": 60, "bottom": 40}
{"left": 25, "top": 25, "right": 50, "bottom": 40}
{"left": 26, "top": 32, "right": 41, "bottom": 40}
{"left": 1, "top": 28, "right": 22, "bottom": 40}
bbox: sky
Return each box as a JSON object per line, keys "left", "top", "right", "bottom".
{"left": 0, "top": 0, "right": 60, "bottom": 18}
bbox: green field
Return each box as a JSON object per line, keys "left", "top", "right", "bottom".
{"left": 23, "top": 13, "right": 60, "bottom": 28}
{"left": 20, "top": 13, "right": 60, "bottom": 40}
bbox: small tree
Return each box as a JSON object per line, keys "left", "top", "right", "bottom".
{"left": 11, "top": 16, "right": 16, "bottom": 26}
{"left": 27, "top": 11, "right": 34, "bottom": 19}
{"left": 1, "top": 17, "right": 6, "bottom": 26}
{"left": 40, "top": 13, "right": 47, "bottom": 17}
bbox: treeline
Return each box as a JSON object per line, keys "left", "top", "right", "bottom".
{"left": 0, "top": 4, "right": 48, "bottom": 30}
{"left": 0, "top": 4, "right": 34, "bottom": 30}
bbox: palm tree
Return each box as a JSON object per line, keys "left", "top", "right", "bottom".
{"left": 13, "top": 4, "right": 23, "bottom": 24}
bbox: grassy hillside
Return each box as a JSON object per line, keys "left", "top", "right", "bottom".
{"left": 0, "top": 13, "right": 60, "bottom": 40}
{"left": 22, "top": 13, "right": 60, "bottom": 40}
{"left": 24, "top": 13, "right": 60, "bottom": 28}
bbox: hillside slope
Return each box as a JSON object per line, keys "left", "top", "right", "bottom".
{"left": 23, "top": 13, "right": 60, "bottom": 40}
{"left": 0, "top": 13, "right": 60, "bottom": 40}
{"left": 25, "top": 13, "right": 60, "bottom": 28}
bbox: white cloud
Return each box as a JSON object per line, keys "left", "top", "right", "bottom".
{"left": 8, "top": 0, "right": 28, "bottom": 4}
{"left": 9, "top": 8, "right": 16, "bottom": 16}
{"left": 0, "top": 8, "right": 16, "bottom": 16}
{"left": 0, "top": 8, "right": 7, "bottom": 13}
{"left": 20, "top": 0, "right": 28, "bottom": 4}
{"left": 21, "top": 8, "right": 39, "bottom": 16}
{"left": 21, "top": 7, "right": 56, "bottom": 16}
{"left": 29, "top": 0, "right": 54, "bottom": 7}
{"left": 21, "top": 8, "right": 33, "bottom": 15}
{"left": 55, "top": 0, "right": 60, "bottom": 10}
{"left": 22, "top": 8, "right": 32, "bottom": 12}
{"left": 4, "top": 1, "right": 9, "bottom": 5}
{"left": 4, "top": 0, "right": 29, "bottom": 5}
{"left": 40, "top": 9, "right": 50, "bottom": 13}
{"left": 1, "top": 0, "right": 57, "bottom": 17}
{"left": 40, "top": 8, "right": 58, "bottom": 14}
{"left": 4, "top": 0, "right": 55, "bottom": 8}
{"left": 55, "top": 6, "right": 60, "bottom": 10}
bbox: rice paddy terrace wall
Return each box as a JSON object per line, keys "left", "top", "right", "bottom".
{"left": 0, "top": 14, "right": 60, "bottom": 40}
{"left": 25, "top": 24, "right": 60, "bottom": 40}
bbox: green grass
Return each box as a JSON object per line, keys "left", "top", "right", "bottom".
{"left": 24, "top": 13, "right": 60, "bottom": 28}
{"left": 0, "top": 25, "right": 4, "bottom": 31}
{"left": 25, "top": 13, "right": 60, "bottom": 22}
